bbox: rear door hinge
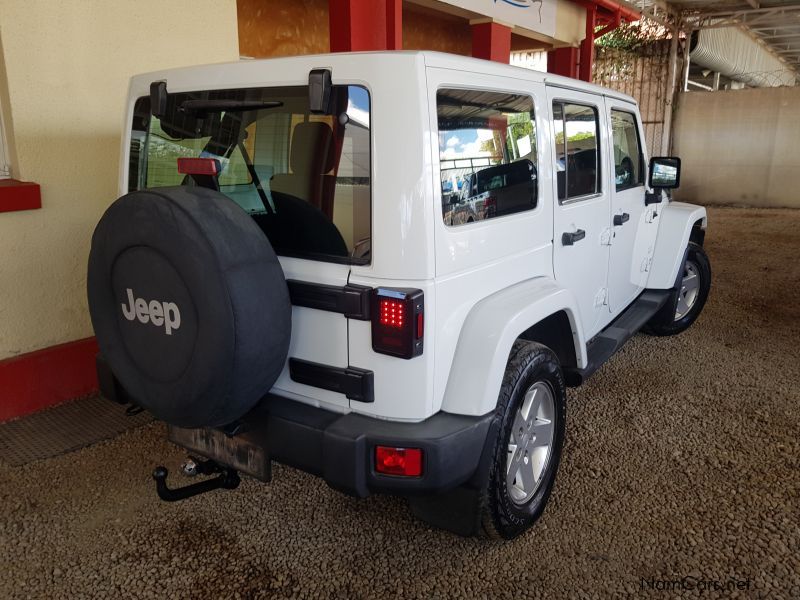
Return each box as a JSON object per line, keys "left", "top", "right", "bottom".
{"left": 600, "top": 227, "right": 613, "bottom": 246}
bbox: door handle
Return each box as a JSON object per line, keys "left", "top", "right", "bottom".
{"left": 613, "top": 212, "right": 630, "bottom": 226}
{"left": 562, "top": 229, "right": 586, "bottom": 246}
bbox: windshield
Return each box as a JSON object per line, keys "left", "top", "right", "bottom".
{"left": 129, "top": 85, "right": 371, "bottom": 265}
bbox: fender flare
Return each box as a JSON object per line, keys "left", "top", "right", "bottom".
{"left": 648, "top": 202, "right": 707, "bottom": 290}
{"left": 440, "top": 278, "right": 586, "bottom": 417}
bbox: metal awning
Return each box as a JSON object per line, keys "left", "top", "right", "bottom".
{"left": 632, "top": 0, "right": 800, "bottom": 83}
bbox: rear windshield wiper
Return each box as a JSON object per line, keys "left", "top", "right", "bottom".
{"left": 180, "top": 99, "right": 283, "bottom": 114}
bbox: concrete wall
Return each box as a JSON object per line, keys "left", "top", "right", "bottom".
{"left": 673, "top": 87, "right": 800, "bottom": 208}
{"left": 0, "top": 0, "right": 239, "bottom": 359}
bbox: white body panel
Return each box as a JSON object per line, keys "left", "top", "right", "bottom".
{"left": 604, "top": 99, "right": 660, "bottom": 314}
{"left": 648, "top": 202, "right": 708, "bottom": 289}
{"left": 441, "top": 277, "right": 585, "bottom": 416}
{"left": 121, "top": 51, "right": 706, "bottom": 423}
{"left": 547, "top": 86, "right": 612, "bottom": 339}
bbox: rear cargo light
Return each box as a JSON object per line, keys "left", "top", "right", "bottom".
{"left": 483, "top": 196, "right": 497, "bottom": 218}
{"left": 375, "top": 446, "right": 423, "bottom": 477}
{"left": 371, "top": 288, "right": 424, "bottom": 359}
{"left": 177, "top": 157, "right": 220, "bottom": 176}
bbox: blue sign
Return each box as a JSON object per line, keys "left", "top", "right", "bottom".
{"left": 496, "top": 0, "right": 535, "bottom": 7}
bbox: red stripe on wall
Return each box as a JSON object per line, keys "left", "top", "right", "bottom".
{"left": 0, "top": 337, "right": 99, "bottom": 423}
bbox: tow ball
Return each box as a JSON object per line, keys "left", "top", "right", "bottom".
{"left": 152, "top": 457, "right": 241, "bottom": 502}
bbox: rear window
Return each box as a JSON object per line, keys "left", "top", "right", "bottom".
{"left": 129, "top": 85, "right": 371, "bottom": 265}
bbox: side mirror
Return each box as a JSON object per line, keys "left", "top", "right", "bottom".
{"left": 649, "top": 156, "right": 681, "bottom": 189}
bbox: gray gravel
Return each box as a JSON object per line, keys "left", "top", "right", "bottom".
{"left": 1, "top": 207, "right": 799, "bottom": 599}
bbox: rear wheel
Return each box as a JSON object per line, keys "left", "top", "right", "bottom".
{"left": 644, "top": 242, "right": 711, "bottom": 336}
{"left": 480, "top": 341, "right": 566, "bottom": 539}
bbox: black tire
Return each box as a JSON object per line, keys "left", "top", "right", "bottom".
{"left": 87, "top": 186, "right": 291, "bottom": 428}
{"left": 643, "top": 242, "right": 711, "bottom": 337}
{"left": 480, "top": 340, "right": 566, "bottom": 539}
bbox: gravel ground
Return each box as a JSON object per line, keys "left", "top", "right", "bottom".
{"left": 1, "top": 207, "right": 798, "bottom": 599}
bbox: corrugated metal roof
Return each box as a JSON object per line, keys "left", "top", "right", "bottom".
{"left": 633, "top": 0, "right": 800, "bottom": 85}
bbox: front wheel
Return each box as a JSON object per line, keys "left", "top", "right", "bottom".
{"left": 644, "top": 242, "right": 711, "bottom": 336}
{"left": 480, "top": 341, "right": 566, "bottom": 539}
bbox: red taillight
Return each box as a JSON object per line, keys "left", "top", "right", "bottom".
{"left": 375, "top": 446, "right": 423, "bottom": 477}
{"left": 484, "top": 196, "right": 497, "bottom": 218}
{"left": 371, "top": 288, "right": 424, "bottom": 359}
{"left": 177, "top": 157, "right": 220, "bottom": 176}
{"left": 379, "top": 299, "right": 405, "bottom": 329}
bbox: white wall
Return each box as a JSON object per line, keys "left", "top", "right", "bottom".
{"left": 673, "top": 87, "right": 800, "bottom": 208}
{"left": 0, "top": 0, "right": 239, "bottom": 359}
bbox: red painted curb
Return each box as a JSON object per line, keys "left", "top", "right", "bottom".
{"left": 0, "top": 337, "right": 99, "bottom": 422}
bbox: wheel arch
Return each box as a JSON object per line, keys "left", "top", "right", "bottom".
{"left": 648, "top": 202, "right": 708, "bottom": 290}
{"left": 440, "top": 278, "right": 586, "bottom": 417}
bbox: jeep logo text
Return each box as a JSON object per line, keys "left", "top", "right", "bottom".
{"left": 121, "top": 288, "right": 181, "bottom": 335}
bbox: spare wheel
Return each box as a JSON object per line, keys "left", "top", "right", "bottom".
{"left": 87, "top": 186, "right": 291, "bottom": 428}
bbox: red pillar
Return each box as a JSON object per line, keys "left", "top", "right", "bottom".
{"left": 579, "top": 5, "right": 597, "bottom": 82}
{"left": 386, "top": 0, "right": 402, "bottom": 50}
{"left": 329, "top": 0, "right": 402, "bottom": 52}
{"left": 471, "top": 21, "right": 512, "bottom": 63}
{"left": 547, "top": 47, "right": 579, "bottom": 79}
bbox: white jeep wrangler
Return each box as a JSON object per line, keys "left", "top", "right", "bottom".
{"left": 88, "top": 51, "right": 710, "bottom": 539}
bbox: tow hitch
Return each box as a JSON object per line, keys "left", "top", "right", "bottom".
{"left": 152, "top": 457, "right": 241, "bottom": 502}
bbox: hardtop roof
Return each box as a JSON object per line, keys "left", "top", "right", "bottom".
{"left": 131, "top": 50, "right": 637, "bottom": 106}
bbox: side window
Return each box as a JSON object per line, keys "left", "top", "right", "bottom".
{"left": 553, "top": 102, "right": 600, "bottom": 202}
{"left": 437, "top": 89, "right": 537, "bottom": 226}
{"left": 610, "top": 110, "right": 643, "bottom": 191}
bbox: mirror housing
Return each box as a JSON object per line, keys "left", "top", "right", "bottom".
{"left": 649, "top": 156, "right": 681, "bottom": 189}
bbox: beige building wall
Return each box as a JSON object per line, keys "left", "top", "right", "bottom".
{"left": 673, "top": 87, "right": 800, "bottom": 208}
{"left": 0, "top": 0, "right": 240, "bottom": 359}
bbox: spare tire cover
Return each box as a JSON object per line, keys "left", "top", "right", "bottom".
{"left": 88, "top": 186, "right": 291, "bottom": 428}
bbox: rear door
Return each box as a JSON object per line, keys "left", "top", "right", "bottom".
{"left": 604, "top": 100, "right": 658, "bottom": 314}
{"left": 547, "top": 87, "right": 612, "bottom": 339}
{"left": 129, "top": 84, "right": 373, "bottom": 412}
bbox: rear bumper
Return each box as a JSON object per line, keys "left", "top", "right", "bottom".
{"left": 97, "top": 355, "right": 494, "bottom": 497}
{"left": 231, "top": 394, "right": 494, "bottom": 498}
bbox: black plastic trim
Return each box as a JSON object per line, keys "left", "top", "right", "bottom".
{"left": 288, "top": 358, "right": 374, "bottom": 403}
{"left": 209, "top": 394, "right": 495, "bottom": 498}
{"left": 286, "top": 279, "right": 371, "bottom": 320}
{"left": 563, "top": 288, "right": 672, "bottom": 386}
